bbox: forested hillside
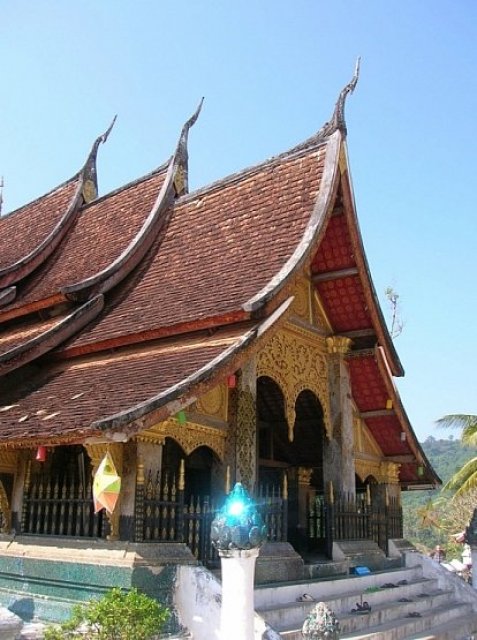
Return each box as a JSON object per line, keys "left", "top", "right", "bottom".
{"left": 402, "top": 436, "right": 475, "bottom": 550}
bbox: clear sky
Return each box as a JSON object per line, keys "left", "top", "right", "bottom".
{"left": 1, "top": 1, "right": 476, "bottom": 442}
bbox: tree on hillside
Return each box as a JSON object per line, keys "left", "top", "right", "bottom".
{"left": 437, "top": 414, "right": 477, "bottom": 497}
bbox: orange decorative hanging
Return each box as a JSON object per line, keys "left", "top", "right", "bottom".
{"left": 227, "top": 374, "right": 237, "bottom": 389}
{"left": 36, "top": 446, "right": 47, "bottom": 462}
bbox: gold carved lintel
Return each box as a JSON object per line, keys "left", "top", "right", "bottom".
{"left": 137, "top": 418, "right": 226, "bottom": 461}
{"left": 355, "top": 458, "right": 401, "bottom": 485}
{"left": 257, "top": 324, "right": 331, "bottom": 441}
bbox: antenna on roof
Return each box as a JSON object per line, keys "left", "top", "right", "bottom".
{"left": 0, "top": 177, "right": 4, "bottom": 216}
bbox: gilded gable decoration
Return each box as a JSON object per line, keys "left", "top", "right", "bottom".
{"left": 291, "top": 278, "right": 312, "bottom": 323}
{"left": 195, "top": 383, "right": 228, "bottom": 422}
{"left": 257, "top": 325, "right": 330, "bottom": 442}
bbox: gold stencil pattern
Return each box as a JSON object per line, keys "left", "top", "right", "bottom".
{"left": 235, "top": 389, "right": 256, "bottom": 489}
{"left": 195, "top": 383, "right": 228, "bottom": 421}
{"left": 137, "top": 418, "right": 226, "bottom": 461}
{"left": 257, "top": 324, "right": 330, "bottom": 441}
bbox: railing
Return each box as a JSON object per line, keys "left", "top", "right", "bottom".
{"left": 136, "top": 466, "right": 289, "bottom": 566}
{"left": 325, "top": 492, "right": 403, "bottom": 554}
{"left": 22, "top": 472, "right": 104, "bottom": 537}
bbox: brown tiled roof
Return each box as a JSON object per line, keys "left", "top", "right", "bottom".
{"left": 0, "top": 324, "right": 256, "bottom": 445}
{"left": 0, "top": 180, "right": 79, "bottom": 271}
{"left": 68, "top": 145, "right": 326, "bottom": 351}
{"left": 0, "top": 316, "right": 63, "bottom": 353}
{"left": 1, "top": 169, "right": 167, "bottom": 314}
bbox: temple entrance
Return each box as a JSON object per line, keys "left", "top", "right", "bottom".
{"left": 257, "top": 377, "right": 326, "bottom": 553}
{"left": 139, "top": 438, "right": 219, "bottom": 566}
{"left": 22, "top": 445, "right": 104, "bottom": 537}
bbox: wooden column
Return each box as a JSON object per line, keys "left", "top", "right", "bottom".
{"left": 325, "top": 336, "right": 355, "bottom": 496}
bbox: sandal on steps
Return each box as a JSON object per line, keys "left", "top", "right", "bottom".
{"left": 297, "top": 593, "right": 315, "bottom": 602}
{"left": 406, "top": 611, "right": 421, "bottom": 618}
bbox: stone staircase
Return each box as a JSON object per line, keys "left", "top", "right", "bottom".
{"left": 254, "top": 560, "right": 477, "bottom": 639}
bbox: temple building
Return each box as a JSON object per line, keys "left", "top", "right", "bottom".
{"left": 0, "top": 69, "right": 438, "bottom": 619}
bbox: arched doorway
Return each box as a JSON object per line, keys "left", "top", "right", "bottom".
{"left": 257, "top": 376, "right": 289, "bottom": 493}
{"left": 291, "top": 389, "right": 326, "bottom": 553}
{"left": 257, "top": 378, "right": 326, "bottom": 553}
{"left": 141, "top": 438, "right": 219, "bottom": 565}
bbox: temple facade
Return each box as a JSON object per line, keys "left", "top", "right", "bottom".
{"left": 0, "top": 71, "right": 438, "bottom": 611}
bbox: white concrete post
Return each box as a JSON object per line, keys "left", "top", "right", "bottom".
{"left": 219, "top": 548, "right": 259, "bottom": 640}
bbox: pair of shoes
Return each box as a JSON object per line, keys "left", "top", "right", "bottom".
{"left": 297, "top": 593, "right": 314, "bottom": 602}
{"left": 397, "top": 579, "right": 408, "bottom": 585}
{"left": 406, "top": 611, "right": 421, "bottom": 618}
{"left": 398, "top": 597, "right": 413, "bottom": 602}
{"left": 351, "top": 601, "right": 371, "bottom": 614}
{"left": 381, "top": 582, "right": 397, "bottom": 588}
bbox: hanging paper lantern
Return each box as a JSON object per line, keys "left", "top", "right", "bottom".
{"left": 35, "top": 446, "right": 47, "bottom": 462}
{"left": 227, "top": 374, "right": 237, "bottom": 389}
{"left": 417, "top": 465, "right": 424, "bottom": 477}
{"left": 93, "top": 452, "right": 121, "bottom": 514}
{"left": 176, "top": 410, "right": 187, "bottom": 425}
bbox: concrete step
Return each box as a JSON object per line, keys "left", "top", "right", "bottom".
{"left": 254, "top": 565, "right": 423, "bottom": 609}
{"left": 404, "top": 613, "right": 477, "bottom": 639}
{"left": 339, "top": 601, "right": 473, "bottom": 640}
{"left": 257, "top": 578, "right": 439, "bottom": 631}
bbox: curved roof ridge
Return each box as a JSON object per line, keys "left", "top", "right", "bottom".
{"left": 177, "top": 138, "right": 328, "bottom": 207}
{"left": 0, "top": 120, "right": 117, "bottom": 290}
{"left": 0, "top": 294, "right": 104, "bottom": 377}
{"left": 287, "top": 59, "right": 360, "bottom": 155}
{"left": 81, "top": 160, "right": 170, "bottom": 211}
{"left": 243, "top": 131, "right": 342, "bottom": 313}
{"left": 61, "top": 102, "right": 203, "bottom": 302}
{"left": 338, "top": 143, "right": 404, "bottom": 377}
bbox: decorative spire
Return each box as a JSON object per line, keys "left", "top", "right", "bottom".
{"left": 173, "top": 98, "right": 204, "bottom": 197}
{"left": 81, "top": 116, "right": 117, "bottom": 204}
{"left": 327, "top": 57, "right": 361, "bottom": 137}
{"left": 0, "top": 177, "right": 3, "bottom": 216}
{"left": 288, "top": 58, "right": 361, "bottom": 154}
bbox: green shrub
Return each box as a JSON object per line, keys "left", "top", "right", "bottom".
{"left": 44, "top": 587, "right": 169, "bottom": 640}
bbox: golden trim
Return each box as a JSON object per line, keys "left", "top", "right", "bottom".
{"left": 326, "top": 336, "right": 352, "bottom": 354}
{"left": 257, "top": 324, "right": 331, "bottom": 441}
{"left": 0, "top": 450, "right": 18, "bottom": 474}
{"left": 0, "top": 480, "right": 11, "bottom": 533}
{"left": 195, "top": 383, "right": 228, "bottom": 421}
{"left": 137, "top": 418, "right": 226, "bottom": 461}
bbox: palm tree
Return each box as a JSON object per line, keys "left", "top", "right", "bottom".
{"left": 437, "top": 414, "right": 477, "bottom": 497}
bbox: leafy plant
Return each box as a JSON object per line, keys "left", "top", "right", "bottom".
{"left": 44, "top": 587, "right": 169, "bottom": 640}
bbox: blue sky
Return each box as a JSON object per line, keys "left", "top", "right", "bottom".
{"left": 1, "top": 1, "right": 476, "bottom": 441}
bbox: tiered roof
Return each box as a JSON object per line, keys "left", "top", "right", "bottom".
{"left": 0, "top": 72, "right": 438, "bottom": 488}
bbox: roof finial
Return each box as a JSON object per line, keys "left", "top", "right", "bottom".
{"left": 329, "top": 57, "right": 361, "bottom": 136}
{"left": 0, "top": 177, "right": 4, "bottom": 216}
{"left": 173, "top": 98, "right": 204, "bottom": 197}
{"left": 286, "top": 59, "right": 361, "bottom": 155}
{"left": 81, "top": 116, "right": 118, "bottom": 203}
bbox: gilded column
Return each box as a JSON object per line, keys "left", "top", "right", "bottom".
{"left": 234, "top": 359, "right": 257, "bottom": 491}
{"left": 325, "top": 336, "right": 355, "bottom": 496}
